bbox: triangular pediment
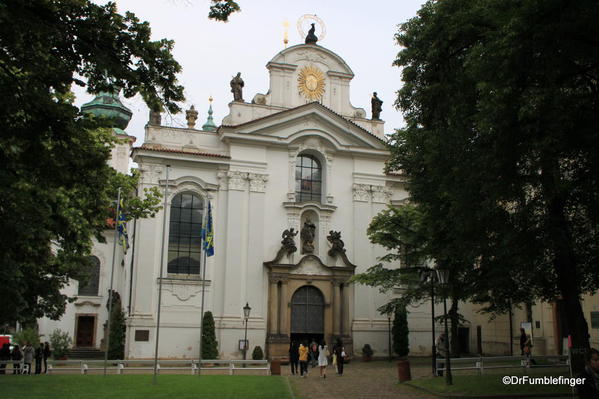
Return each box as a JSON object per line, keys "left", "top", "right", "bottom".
{"left": 219, "top": 102, "right": 387, "bottom": 152}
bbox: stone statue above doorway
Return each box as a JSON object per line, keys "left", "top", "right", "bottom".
{"left": 301, "top": 219, "right": 316, "bottom": 253}
{"left": 327, "top": 230, "right": 345, "bottom": 257}
{"left": 281, "top": 228, "right": 298, "bottom": 255}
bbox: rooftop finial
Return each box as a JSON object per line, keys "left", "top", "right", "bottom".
{"left": 202, "top": 97, "right": 217, "bottom": 132}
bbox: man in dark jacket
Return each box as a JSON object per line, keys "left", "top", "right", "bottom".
{"left": 577, "top": 348, "right": 599, "bottom": 399}
{"left": 34, "top": 343, "right": 43, "bottom": 374}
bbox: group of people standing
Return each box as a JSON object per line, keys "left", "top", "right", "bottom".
{"left": 0, "top": 342, "right": 51, "bottom": 375}
{"left": 289, "top": 338, "right": 346, "bottom": 378}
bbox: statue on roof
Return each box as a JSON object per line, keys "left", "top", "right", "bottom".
{"left": 230, "top": 72, "right": 244, "bottom": 102}
{"left": 305, "top": 23, "right": 318, "bottom": 44}
{"left": 371, "top": 92, "right": 383, "bottom": 120}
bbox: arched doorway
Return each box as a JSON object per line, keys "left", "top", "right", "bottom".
{"left": 291, "top": 285, "right": 324, "bottom": 344}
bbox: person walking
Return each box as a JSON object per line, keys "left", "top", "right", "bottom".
{"left": 43, "top": 342, "right": 51, "bottom": 374}
{"left": 519, "top": 328, "right": 527, "bottom": 355}
{"left": 299, "top": 342, "right": 309, "bottom": 377}
{"left": 318, "top": 341, "right": 329, "bottom": 378}
{"left": 309, "top": 340, "right": 318, "bottom": 368}
{"left": 436, "top": 333, "right": 447, "bottom": 377}
{"left": 289, "top": 341, "right": 299, "bottom": 376}
{"left": 333, "top": 339, "right": 345, "bottom": 376}
{"left": 11, "top": 345, "right": 23, "bottom": 374}
{"left": 34, "top": 343, "right": 43, "bottom": 374}
{"left": 23, "top": 342, "right": 34, "bottom": 375}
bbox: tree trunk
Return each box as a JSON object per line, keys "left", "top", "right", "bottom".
{"left": 541, "top": 157, "right": 590, "bottom": 374}
{"left": 449, "top": 298, "right": 460, "bottom": 357}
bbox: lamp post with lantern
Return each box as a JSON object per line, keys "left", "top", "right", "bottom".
{"left": 242, "top": 302, "right": 251, "bottom": 362}
{"left": 435, "top": 267, "right": 453, "bottom": 385}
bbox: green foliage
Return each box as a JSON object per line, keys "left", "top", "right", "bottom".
{"left": 49, "top": 329, "right": 71, "bottom": 359}
{"left": 393, "top": 0, "right": 599, "bottom": 372}
{"left": 209, "top": 0, "right": 241, "bottom": 22}
{"left": 361, "top": 344, "right": 373, "bottom": 358}
{"left": 108, "top": 297, "right": 126, "bottom": 360}
{"left": 0, "top": 0, "right": 176, "bottom": 325}
{"left": 13, "top": 328, "right": 40, "bottom": 347}
{"left": 201, "top": 311, "right": 219, "bottom": 360}
{"left": 251, "top": 346, "right": 264, "bottom": 360}
{"left": 392, "top": 306, "right": 410, "bottom": 359}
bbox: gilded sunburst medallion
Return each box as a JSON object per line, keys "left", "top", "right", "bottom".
{"left": 297, "top": 65, "right": 325, "bottom": 101}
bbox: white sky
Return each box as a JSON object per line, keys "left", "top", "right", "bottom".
{"left": 81, "top": 0, "right": 427, "bottom": 145}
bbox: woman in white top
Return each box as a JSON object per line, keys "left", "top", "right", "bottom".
{"left": 318, "top": 341, "right": 329, "bottom": 378}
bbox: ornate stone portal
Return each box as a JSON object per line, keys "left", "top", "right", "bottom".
{"left": 263, "top": 229, "right": 355, "bottom": 359}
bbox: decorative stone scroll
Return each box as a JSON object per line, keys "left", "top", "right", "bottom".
{"left": 249, "top": 173, "right": 269, "bottom": 193}
{"left": 352, "top": 183, "right": 392, "bottom": 203}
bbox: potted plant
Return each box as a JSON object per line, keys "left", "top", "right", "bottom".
{"left": 362, "top": 344, "right": 373, "bottom": 361}
{"left": 393, "top": 305, "right": 411, "bottom": 382}
{"left": 49, "top": 329, "right": 71, "bottom": 360}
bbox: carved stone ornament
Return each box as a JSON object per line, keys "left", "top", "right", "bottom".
{"left": 227, "top": 171, "right": 249, "bottom": 191}
{"left": 298, "top": 65, "right": 326, "bottom": 101}
{"left": 248, "top": 173, "right": 269, "bottom": 193}
{"left": 371, "top": 185, "right": 393, "bottom": 204}
{"left": 352, "top": 184, "right": 371, "bottom": 202}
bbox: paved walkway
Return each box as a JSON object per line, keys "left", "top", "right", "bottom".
{"left": 286, "top": 360, "right": 434, "bottom": 399}
{"left": 285, "top": 360, "right": 573, "bottom": 399}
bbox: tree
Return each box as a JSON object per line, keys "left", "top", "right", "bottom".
{"left": 201, "top": 311, "right": 218, "bottom": 359}
{"left": 208, "top": 0, "right": 241, "bottom": 21}
{"left": 392, "top": 306, "right": 409, "bottom": 359}
{"left": 393, "top": 0, "right": 599, "bottom": 372}
{"left": 0, "top": 0, "right": 186, "bottom": 325}
{"left": 107, "top": 295, "right": 125, "bottom": 360}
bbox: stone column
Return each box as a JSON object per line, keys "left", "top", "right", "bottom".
{"left": 268, "top": 277, "right": 279, "bottom": 336}
{"left": 333, "top": 281, "right": 341, "bottom": 337}
{"left": 279, "top": 279, "right": 289, "bottom": 336}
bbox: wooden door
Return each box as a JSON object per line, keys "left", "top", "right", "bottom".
{"left": 76, "top": 315, "right": 95, "bottom": 347}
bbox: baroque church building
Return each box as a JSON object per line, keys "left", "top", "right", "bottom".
{"left": 39, "top": 38, "right": 588, "bottom": 360}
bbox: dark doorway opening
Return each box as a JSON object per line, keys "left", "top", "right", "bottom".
{"left": 291, "top": 286, "right": 324, "bottom": 345}
{"left": 76, "top": 315, "right": 95, "bottom": 348}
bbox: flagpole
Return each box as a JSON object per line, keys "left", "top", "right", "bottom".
{"left": 153, "top": 165, "right": 170, "bottom": 385}
{"left": 198, "top": 201, "right": 209, "bottom": 377}
{"left": 104, "top": 187, "right": 121, "bottom": 376}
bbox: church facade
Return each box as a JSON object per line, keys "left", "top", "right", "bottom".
{"left": 38, "top": 40, "right": 598, "bottom": 360}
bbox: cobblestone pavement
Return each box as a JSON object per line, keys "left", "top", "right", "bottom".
{"left": 285, "top": 360, "right": 573, "bottom": 399}
{"left": 286, "top": 360, "right": 435, "bottom": 399}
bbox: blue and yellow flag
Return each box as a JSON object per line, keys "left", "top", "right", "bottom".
{"left": 201, "top": 201, "right": 214, "bottom": 257}
{"left": 117, "top": 200, "right": 129, "bottom": 253}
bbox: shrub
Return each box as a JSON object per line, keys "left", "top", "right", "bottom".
{"left": 392, "top": 305, "right": 410, "bottom": 359}
{"left": 108, "top": 298, "right": 126, "bottom": 360}
{"left": 252, "top": 345, "right": 264, "bottom": 360}
{"left": 201, "top": 311, "right": 218, "bottom": 359}
{"left": 49, "top": 329, "right": 71, "bottom": 359}
{"left": 362, "top": 344, "right": 373, "bottom": 359}
{"left": 13, "top": 327, "right": 39, "bottom": 347}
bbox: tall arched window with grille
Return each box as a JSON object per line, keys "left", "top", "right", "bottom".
{"left": 295, "top": 154, "right": 322, "bottom": 202}
{"left": 168, "top": 193, "right": 204, "bottom": 275}
{"left": 78, "top": 256, "right": 100, "bottom": 296}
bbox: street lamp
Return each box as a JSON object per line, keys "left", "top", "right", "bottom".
{"left": 420, "top": 268, "right": 436, "bottom": 376}
{"left": 243, "top": 302, "right": 251, "bottom": 361}
{"left": 435, "top": 267, "right": 452, "bottom": 385}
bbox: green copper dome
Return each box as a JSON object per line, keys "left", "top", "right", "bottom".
{"left": 81, "top": 91, "right": 133, "bottom": 130}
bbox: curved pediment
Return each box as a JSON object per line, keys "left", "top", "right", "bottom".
{"left": 268, "top": 44, "right": 354, "bottom": 78}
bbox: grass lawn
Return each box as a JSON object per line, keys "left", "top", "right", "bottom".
{"left": 407, "top": 373, "right": 574, "bottom": 396}
{"left": 1, "top": 374, "right": 292, "bottom": 399}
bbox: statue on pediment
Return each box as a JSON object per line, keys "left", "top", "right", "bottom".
{"left": 230, "top": 72, "right": 244, "bottom": 102}
{"left": 305, "top": 23, "right": 318, "bottom": 44}
{"left": 327, "top": 230, "right": 346, "bottom": 257}
{"left": 281, "top": 228, "right": 298, "bottom": 255}
{"left": 371, "top": 92, "right": 383, "bottom": 120}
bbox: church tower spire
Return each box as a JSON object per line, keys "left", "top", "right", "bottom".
{"left": 202, "top": 97, "right": 217, "bottom": 132}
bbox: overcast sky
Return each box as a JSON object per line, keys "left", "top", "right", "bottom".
{"left": 83, "top": 0, "right": 427, "bottom": 145}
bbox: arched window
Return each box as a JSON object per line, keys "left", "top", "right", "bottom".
{"left": 78, "top": 256, "right": 100, "bottom": 296}
{"left": 168, "top": 193, "right": 204, "bottom": 275}
{"left": 295, "top": 154, "right": 322, "bottom": 202}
